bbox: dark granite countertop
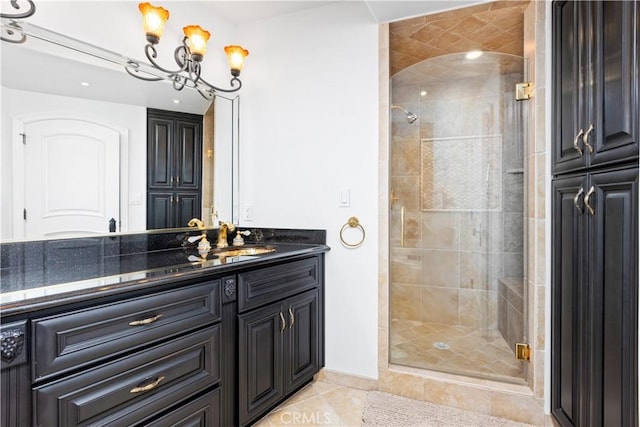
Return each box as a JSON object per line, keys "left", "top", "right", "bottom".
{"left": 1, "top": 228, "right": 329, "bottom": 317}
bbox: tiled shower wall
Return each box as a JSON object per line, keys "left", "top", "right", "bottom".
{"left": 390, "top": 70, "right": 524, "bottom": 335}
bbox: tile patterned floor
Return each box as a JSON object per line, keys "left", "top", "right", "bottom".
{"left": 390, "top": 319, "right": 527, "bottom": 384}
{"left": 254, "top": 380, "right": 369, "bottom": 426}
{"left": 255, "top": 379, "right": 539, "bottom": 426}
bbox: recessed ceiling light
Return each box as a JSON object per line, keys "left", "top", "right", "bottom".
{"left": 80, "top": 82, "right": 90, "bottom": 86}
{"left": 465, "top": 50, "right": 483, "bottom": 60}
{"left": 173, "top": 99, "right": 181, "bottom": 104}
{"left": 420, "top": 90, "right": 428, "bottom": 97}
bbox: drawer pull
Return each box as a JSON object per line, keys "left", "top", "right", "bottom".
{"left": 279, "top": 312, "right": 286, "bottom": 333}
{"left": 128, "top": 314, "right": 163, "bottom": 326}
{"left": 289, "top": 308, "right": 295, "bottom": 329}
{"left": 130, "top": 375, "right": 165, "bottom": 393}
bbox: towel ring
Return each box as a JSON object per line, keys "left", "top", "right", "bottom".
{"left": 340, "top": 216, "right": 365, "bottom": 248}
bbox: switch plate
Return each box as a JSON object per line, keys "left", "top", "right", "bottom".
{"left": 339, "top": 188, "right": 350, "bottom": 207}
{"left": 243, "top": 205, "right": 253, "bottom": 221}
{"left": 129, "top": 192, "right": 142, "bottom": 205}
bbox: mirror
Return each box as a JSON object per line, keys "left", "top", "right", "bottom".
{"left": 0, "top": 2, "right": 239, "bottom": 242}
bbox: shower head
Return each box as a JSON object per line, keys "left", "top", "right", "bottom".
{"left": 391, "top": 104, "right": 418, "bottom": 124}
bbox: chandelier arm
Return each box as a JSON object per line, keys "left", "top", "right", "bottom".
{"left": 124, "top": 60, "right": 164, "bottom": 81}
{"left": 0, "top": 0, "right": 36, "bottom": 19}
{"left": 194, "top": 86, "right": 215, "bottom": 100}
{"left": 197, "top": 75, "right": 242, "bottom": 93}
{"left": 170, "top": 74, "right": 189, "bottom": 91}
{"left": 173, "top": 40, "right": 189, "bottom": 69}
{"left": 144, "top": 43, "right": 189, "bottom": 76}
{"left": 1, "top": 22, "right": 26, "bottom": 43}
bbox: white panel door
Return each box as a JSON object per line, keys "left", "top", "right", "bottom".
{"left": 23, "top": 119, "right": 120, "bottom": 238}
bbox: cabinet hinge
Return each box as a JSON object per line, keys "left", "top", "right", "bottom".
{"left": 515, "top": 82, "right": 534, "bottom": 101}
{"left": 515, "top": 342, "right": 531, "bottom": 361}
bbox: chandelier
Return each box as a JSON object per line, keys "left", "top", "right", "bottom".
{"left": 125, "top": 2, "right": 249, "bottom": 99}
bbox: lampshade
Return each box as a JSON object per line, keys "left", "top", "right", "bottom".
{"left": 183, "top": 25, "right": 211, "bottom": 61}
{"left": 224, "top": 45, "right": 249, "bottom": 76}
{"left": 139, "top": 2, "right": 169, "bottom": 45}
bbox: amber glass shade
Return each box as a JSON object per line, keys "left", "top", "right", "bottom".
{"left": 183, "top": 25, "right": 211, "bottom": 61}
{"left": 139, "top": 2, "right": 169, "bottom": 44}
{"left": 224, "top": 45, "right": 249, "bottom": 76}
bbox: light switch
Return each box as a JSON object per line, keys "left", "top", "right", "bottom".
{"left": 129, "top": 192, "right": 142, "bottom": 205}
{"left": 339, "top": 188, "right": 350, "bottom": 207}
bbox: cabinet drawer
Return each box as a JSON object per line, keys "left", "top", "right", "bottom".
{"left": 33, "top": 325, "right": 220, "bottom": 427}
{"left": 144, "top": 388, "right": 220, "bottom": 426}
{"left": 238, "top": 257, "right": 319, "bottom": 312}
{"left": 32, "top": 280, "right": 221, "bottom": 381}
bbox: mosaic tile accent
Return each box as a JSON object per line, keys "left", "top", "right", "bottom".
{"left": 421, "top": 135, "right": 503, "bottom": 211}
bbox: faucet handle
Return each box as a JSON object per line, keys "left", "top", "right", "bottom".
{"left": 237, "top": 230, "right": 251, "bottom": 237}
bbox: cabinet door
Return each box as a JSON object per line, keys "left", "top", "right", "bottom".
{"left": 238, "top": 302, "right": 285, "bottom": 426}
{"left": 147, "top": 192, "right": 174, "bottom": 229}
{"left": 148, "top": 116, "right": 174, "bottom": 189}
{"left": 175, "top": 119, "right": 202, "bottom": 191}
{"left": 553, "top": 1, "right": 588, "bottom": 174}
{"left": 587, "top": 167, "right": 638, "bottom": 427}
{"left": 588, "top": 1, "right": 639, "bottom": 168}
{"left": 176, "top": 192, "right": 201, "bottom": 227}
{"left": 551, "top": 174, "right": 588, "bottom": 427}
{"left": 285, "top": 290, "right": 319, "bottom": 394}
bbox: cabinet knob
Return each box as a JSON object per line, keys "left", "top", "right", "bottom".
{"left": 573, "top": 129, "right": 585, "bottom": 156}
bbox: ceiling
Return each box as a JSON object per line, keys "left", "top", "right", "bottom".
{"left": 0, "top": 0, "right": 490, "bottom": 114}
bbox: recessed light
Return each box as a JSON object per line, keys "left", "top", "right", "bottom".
{"left": 420, "top": 90, "right": 428, "bottom": 97}
{"left": 465, "top": 50, "right": 483, "bottom": 60}
{"left": 173, "top": 99, "right": 181, "bottom": 104}
{"left": 80, "top": 82, "right": 90, "bottom": 86}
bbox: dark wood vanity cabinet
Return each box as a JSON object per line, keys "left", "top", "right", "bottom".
{"left": 552, "top": 2, "right": 639, "bottom": 426}
{"left": 0, "top": 252, "right": 326, "bottom": 427}
{"left": 237, "top": 257, "right": 323, "bottom": 426}
{"left": 147, "top": 108, "right": 203, "bottom": 229}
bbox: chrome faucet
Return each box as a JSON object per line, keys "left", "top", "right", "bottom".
{"left": 217, "top": 221, "right": 235, "bottom": 248}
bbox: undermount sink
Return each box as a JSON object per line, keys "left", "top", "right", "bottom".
{"left": 210, "top": 245, "right": 276, "bottom": 258}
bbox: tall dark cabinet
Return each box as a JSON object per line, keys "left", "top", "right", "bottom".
{"left": 552, "top": 2, "right": 639, "bottom": 426}
{"left": 147, "top": 108, "right": 203, "bottom": 229}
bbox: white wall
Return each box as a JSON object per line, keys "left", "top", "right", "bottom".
{"left": 237, "top": 2, "right": 380, "bottom": 379}
{"left": 0, "top": 88, "right": 147, "bottom": 239}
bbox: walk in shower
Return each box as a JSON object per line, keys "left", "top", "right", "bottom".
{"left": 389, "top": 51, "right": 528, "bottom": 384}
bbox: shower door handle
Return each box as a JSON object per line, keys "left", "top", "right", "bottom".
{"left": 400, "top": 206, "right": 405, "bottom": 248}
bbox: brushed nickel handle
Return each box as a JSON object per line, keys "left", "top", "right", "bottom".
{"left": 582, "top": 124, "right": 594, "bottom": 153}
{"left": 573, "top": 129, "right": 584, "bottom": 156}
{"left": 289, "top": 307, "right": 295, "bottom": 329}
{"left": 573, "top": 187, "right": 584, "bottom": 214}
{"left": 177, "top": 176, "right": 180, "bottom": 184}
{"left": 170, "top": 177, "right": 174, "bottom": 185}
{"left": 279, "top": 312, "right": 286, "bottom": 333}
{"left": 129, "top": 314, "right": 163, "bottom": 326}
{"left": 584, "top": 186, "right": 595, "bottom": 216}
{"left": 130, "top": 376, "right": 165, "bottom": 393}
{"left": 170, "top": 195, "right": 174, "bottom": 204}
